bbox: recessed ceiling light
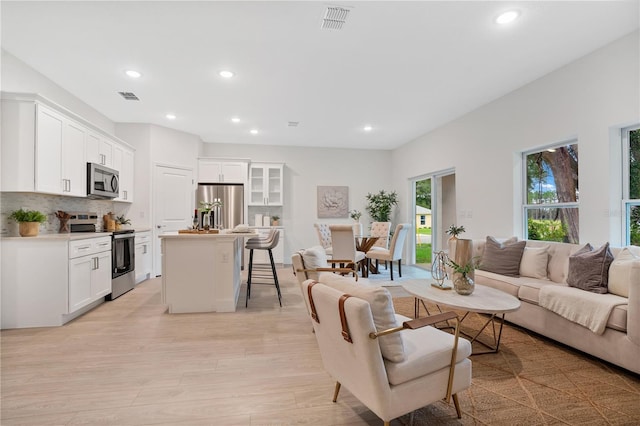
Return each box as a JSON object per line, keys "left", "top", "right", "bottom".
{"left": 250, "top": 129, "right": 259, "bottom": 135}
{"left": 125, "top": 70, "right": 141, "bottom": 78}
{"left": 219, "top": 70, "right": 234, "bottom": 78}
{"left": 363, "top": 125, "right": 373, "bottom": 132}
{"left": 231, "top": 117, "right": 240, "bottom": 123}
{"left": 166, "top": 114, "right": 176, "bottom": 120}
{"left": 495, "top": 10, "right": 519, "bottom": 25}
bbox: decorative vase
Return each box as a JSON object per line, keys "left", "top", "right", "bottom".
{"left": 203, "top": 213, "right": 211, "bottom": 230}
{"left": 454, "top": 275, "right": 475, "bottom": 295}
{"left": 19, "top": 222, "right": 40, "bottom": 237}
{"left": 353, "top": 222, "right": 363, "bottom": 236}
{"left": 454, "top": 238, "right": 474, "bottom": 281}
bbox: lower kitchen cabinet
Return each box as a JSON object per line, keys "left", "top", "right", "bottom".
{"left": 1, "top": 235, "right": 112, "bottom": 329}
{"left": 69, "top": 249, "right": 111, "bottom": 312}
{"left": 135, "top": 231, "right": 152, "bottom": 283}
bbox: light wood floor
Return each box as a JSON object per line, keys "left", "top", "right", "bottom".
{"left": 3, "top": 266, "right": 639, "bottom": 425}
{"left": 1, "top": 267, "right": 419, "bottom": 426}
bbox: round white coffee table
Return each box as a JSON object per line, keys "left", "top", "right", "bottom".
{"left": 401, "top": 279, "right": 521, "bottom": 354}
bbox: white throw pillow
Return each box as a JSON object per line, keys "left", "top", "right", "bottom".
{"left": 608, "top": 248, "right": 638, "bottom": 297}
{"left": 300, "top": 246, "right": 329, "bottom": 281}
{"left": 519, "top": 246, "right": 549, "bottom": 279}
{"left": 319, "top": 272, "right": 405, "bottom": 363}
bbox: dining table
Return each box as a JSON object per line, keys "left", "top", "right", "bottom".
{"left": 355, "top": 235, "right": 380, "bottom": 276}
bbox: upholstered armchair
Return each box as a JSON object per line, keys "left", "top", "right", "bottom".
{"left": 301, "top": 278, "right": 472, "bottom": 425}
{"left": 313, "top": 223, "right": 333, "bottom": 256}
{"left": 366, "top": 223, "right": 410, "bottom": 280}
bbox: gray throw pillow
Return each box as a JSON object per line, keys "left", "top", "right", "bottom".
{"left": 479, "top": 236, "right": 526, "bottom": 277}
{"left": 566, "top": 243, "right": 614, "bottom": 294}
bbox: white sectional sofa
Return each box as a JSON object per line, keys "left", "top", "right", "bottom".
{"left": 471, "top": 239, "right": 640, "bottom": 375}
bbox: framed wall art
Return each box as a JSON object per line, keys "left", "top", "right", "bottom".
{"left": 317, "top": 186, "right": 349, "bottom": 218}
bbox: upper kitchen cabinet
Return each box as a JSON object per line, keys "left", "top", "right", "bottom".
{"left": 34, "top": 104, "right": 86, "bottom": 197}
{"left": 86, "top": 131, "right": 113, "bottom": 167}
{"left": 248, "top": 162, "right": 284, "bottom": 206}
{"left": 198, "top": 159, "right": 248, "bottom": 184}
{"left": 113, "top": 144, "right": 134, "bottom": 202}
{"left": 1, "top": 93, "right": 134, "bottom": 198}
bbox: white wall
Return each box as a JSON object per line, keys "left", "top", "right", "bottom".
{"left": 201, "top": 143, "right": 392, "bottom": 255}
{"left": 1, "top": 50, "right": 115, "bottom": 134}
{"left": 392, "top": 31, "right": 640, "bottom": 247}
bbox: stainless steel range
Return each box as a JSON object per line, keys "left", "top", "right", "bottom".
{"left": 68, "top": 212, "right": 135, "bottom": 300}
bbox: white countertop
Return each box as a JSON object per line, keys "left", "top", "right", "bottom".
{"left": 160, "top": 231, "right": 258, "bottom": 239}
{"left": 1, "top": 232, "right": 113, "bottom": 241}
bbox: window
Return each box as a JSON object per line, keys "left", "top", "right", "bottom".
{"left": 420, "top": 216, "right": 426, "bottom": 225}
{"left": 623, "top": 126, "right": 640, "bottom": 246}
{"left": 523, "top": 141, "right": 579, "bottom": 243}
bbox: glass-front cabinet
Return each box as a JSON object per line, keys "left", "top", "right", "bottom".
{"left": 249, "top": 162, "right": 283, "bottom": 206}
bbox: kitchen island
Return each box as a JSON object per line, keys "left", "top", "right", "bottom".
{"left": 160, "top": 231, "right": 257, "bottom": 313}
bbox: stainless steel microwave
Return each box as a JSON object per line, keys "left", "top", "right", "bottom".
{"left": 87, "top": 163, "right": 119, "bottom": 199}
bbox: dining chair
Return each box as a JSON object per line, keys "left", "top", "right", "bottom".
{"left": 365, "top": 223, "right": 411, "bottom": 280}
{"left": 369, "top": 221, "right": 391, "bottom": 249}
{"left": 313, "top": 223, "right": 333, "bottom": 256}
{"left": 329, "top": 224, "right": 366, "bottom": 276}
{"left": 301, "top": 279, "right": 472, "bottom": 425}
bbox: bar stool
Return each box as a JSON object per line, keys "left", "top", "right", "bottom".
{"left": 245, "top": 229, "right": 282, "bottom": 307}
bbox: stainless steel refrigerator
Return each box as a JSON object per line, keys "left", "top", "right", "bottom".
{"left": 195, "top": 183, "right": 244, "bottom": 229}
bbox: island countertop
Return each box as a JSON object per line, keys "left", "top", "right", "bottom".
{"left": 159, "top": 231, "right": 257, "bottom": 239}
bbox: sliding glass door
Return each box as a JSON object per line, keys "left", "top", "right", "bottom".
{"left": 411, "top": 169, "right": 456, "bottom": 269}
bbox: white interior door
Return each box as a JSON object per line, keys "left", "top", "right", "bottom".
{"left": 153, "top": 164, "right": 194, "bottom": 276}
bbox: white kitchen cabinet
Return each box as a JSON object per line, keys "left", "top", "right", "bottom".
{"left": 1, "top": 93, "right": 135, "bottom": 198}
{"left": 1, "top": 235, "right": 112, "bottom": 329}
{"left": 86, "top": 131, "right": 114, "bottom": 167}
{"left": 245, "top": 227, "right": 285, "bottom": 265}
{"left": 62, "top": 121, "right": 87, "bottom": 196}
{"left": 248, "top": 163, "right": 283, "bottom": 206}
{"left": 113, "top": 144, "right": 134, "bottom": 202}
{"left": 68, "top": 236, "right": 112, "bottom": 313}
{"left": 34, "top": 105, "right": 87, "bottom": 196}
{"left": 198, "top": 159, "right": 247, "bottom": 183}
{"left": 135, "top": 231, "right": 153, "bottom": 284}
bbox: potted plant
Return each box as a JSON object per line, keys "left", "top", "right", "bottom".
{"left": 115, "top": 214, "right": 131, "bottom": 231}
{"left": 446, "top": 256, "right": 479, "bottom": 295}
{"left": 271, "top": 215, "right": 280, "bottom": 226}
{"left": 350, "top": 209, "right": 363, "bottom": 235}
{"left": 446, "top": 224, "right": 466, "bottom": 240}
{"left": 365, "top": 190, "right": 398, "bottom": 222}
{"left": 10, "top": 208, "right": 47, "bottom": 237}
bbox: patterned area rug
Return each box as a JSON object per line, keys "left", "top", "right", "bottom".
{"left": 391, "top": 296, "right": 640, "bottom": 425}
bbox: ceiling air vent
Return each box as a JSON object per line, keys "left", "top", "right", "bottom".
{"left": 118, "top": 91, "right": 140, "bottom": 101}
{"left": 288, "top": 121, "right": 299, "bottom": 127}
{"left": 321, "top": 6, "right": 350, "bottom": 30}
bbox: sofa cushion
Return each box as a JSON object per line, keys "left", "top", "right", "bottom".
{"left": 474, "top": 270, "right": 521, "bottom": 297}
{"left": 318, "top": 272, "right": 405, "bottom": 362}
{"left": 608, "top": 248, "right": 638, "bottom": 298}
{"left": 517, "top": 279, "right": 561, "bottom": 305}
{"left": 519, "top": 246, "right": 549, "bottom": 279}
{"left": 299, "top": 246, "right": 329, "bottom": 281}
{"left": 479, "top": 236, "right": 526, "bottom": 277}
{"left": 567, "top": 243, "right": 614, "bottom": 294}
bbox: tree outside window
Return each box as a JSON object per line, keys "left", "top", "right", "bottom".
{"left": 524, "top": 142, "right": 579, "bottom": 243}
{"left": 626, "top": 127, "right": 639, "bottom": 246}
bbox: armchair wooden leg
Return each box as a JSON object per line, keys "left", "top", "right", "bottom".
{"left": 383, "top": 422, "right": 390, "bottom": 426}
{"left": 452, "top": 393, "right": 462, "bottom": 418}
{"left": 389, "top": 261, "right": 394, "bottom": 280}
{"left": 332, "top": 382, "right": 341, "bottom": 402}
{"left": 398, "top": 259, "right": 402, "bottom": 277}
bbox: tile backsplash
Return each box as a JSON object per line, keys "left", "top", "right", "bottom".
{"left": 1, "top": 192, "right": 130, "bottom": 236}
